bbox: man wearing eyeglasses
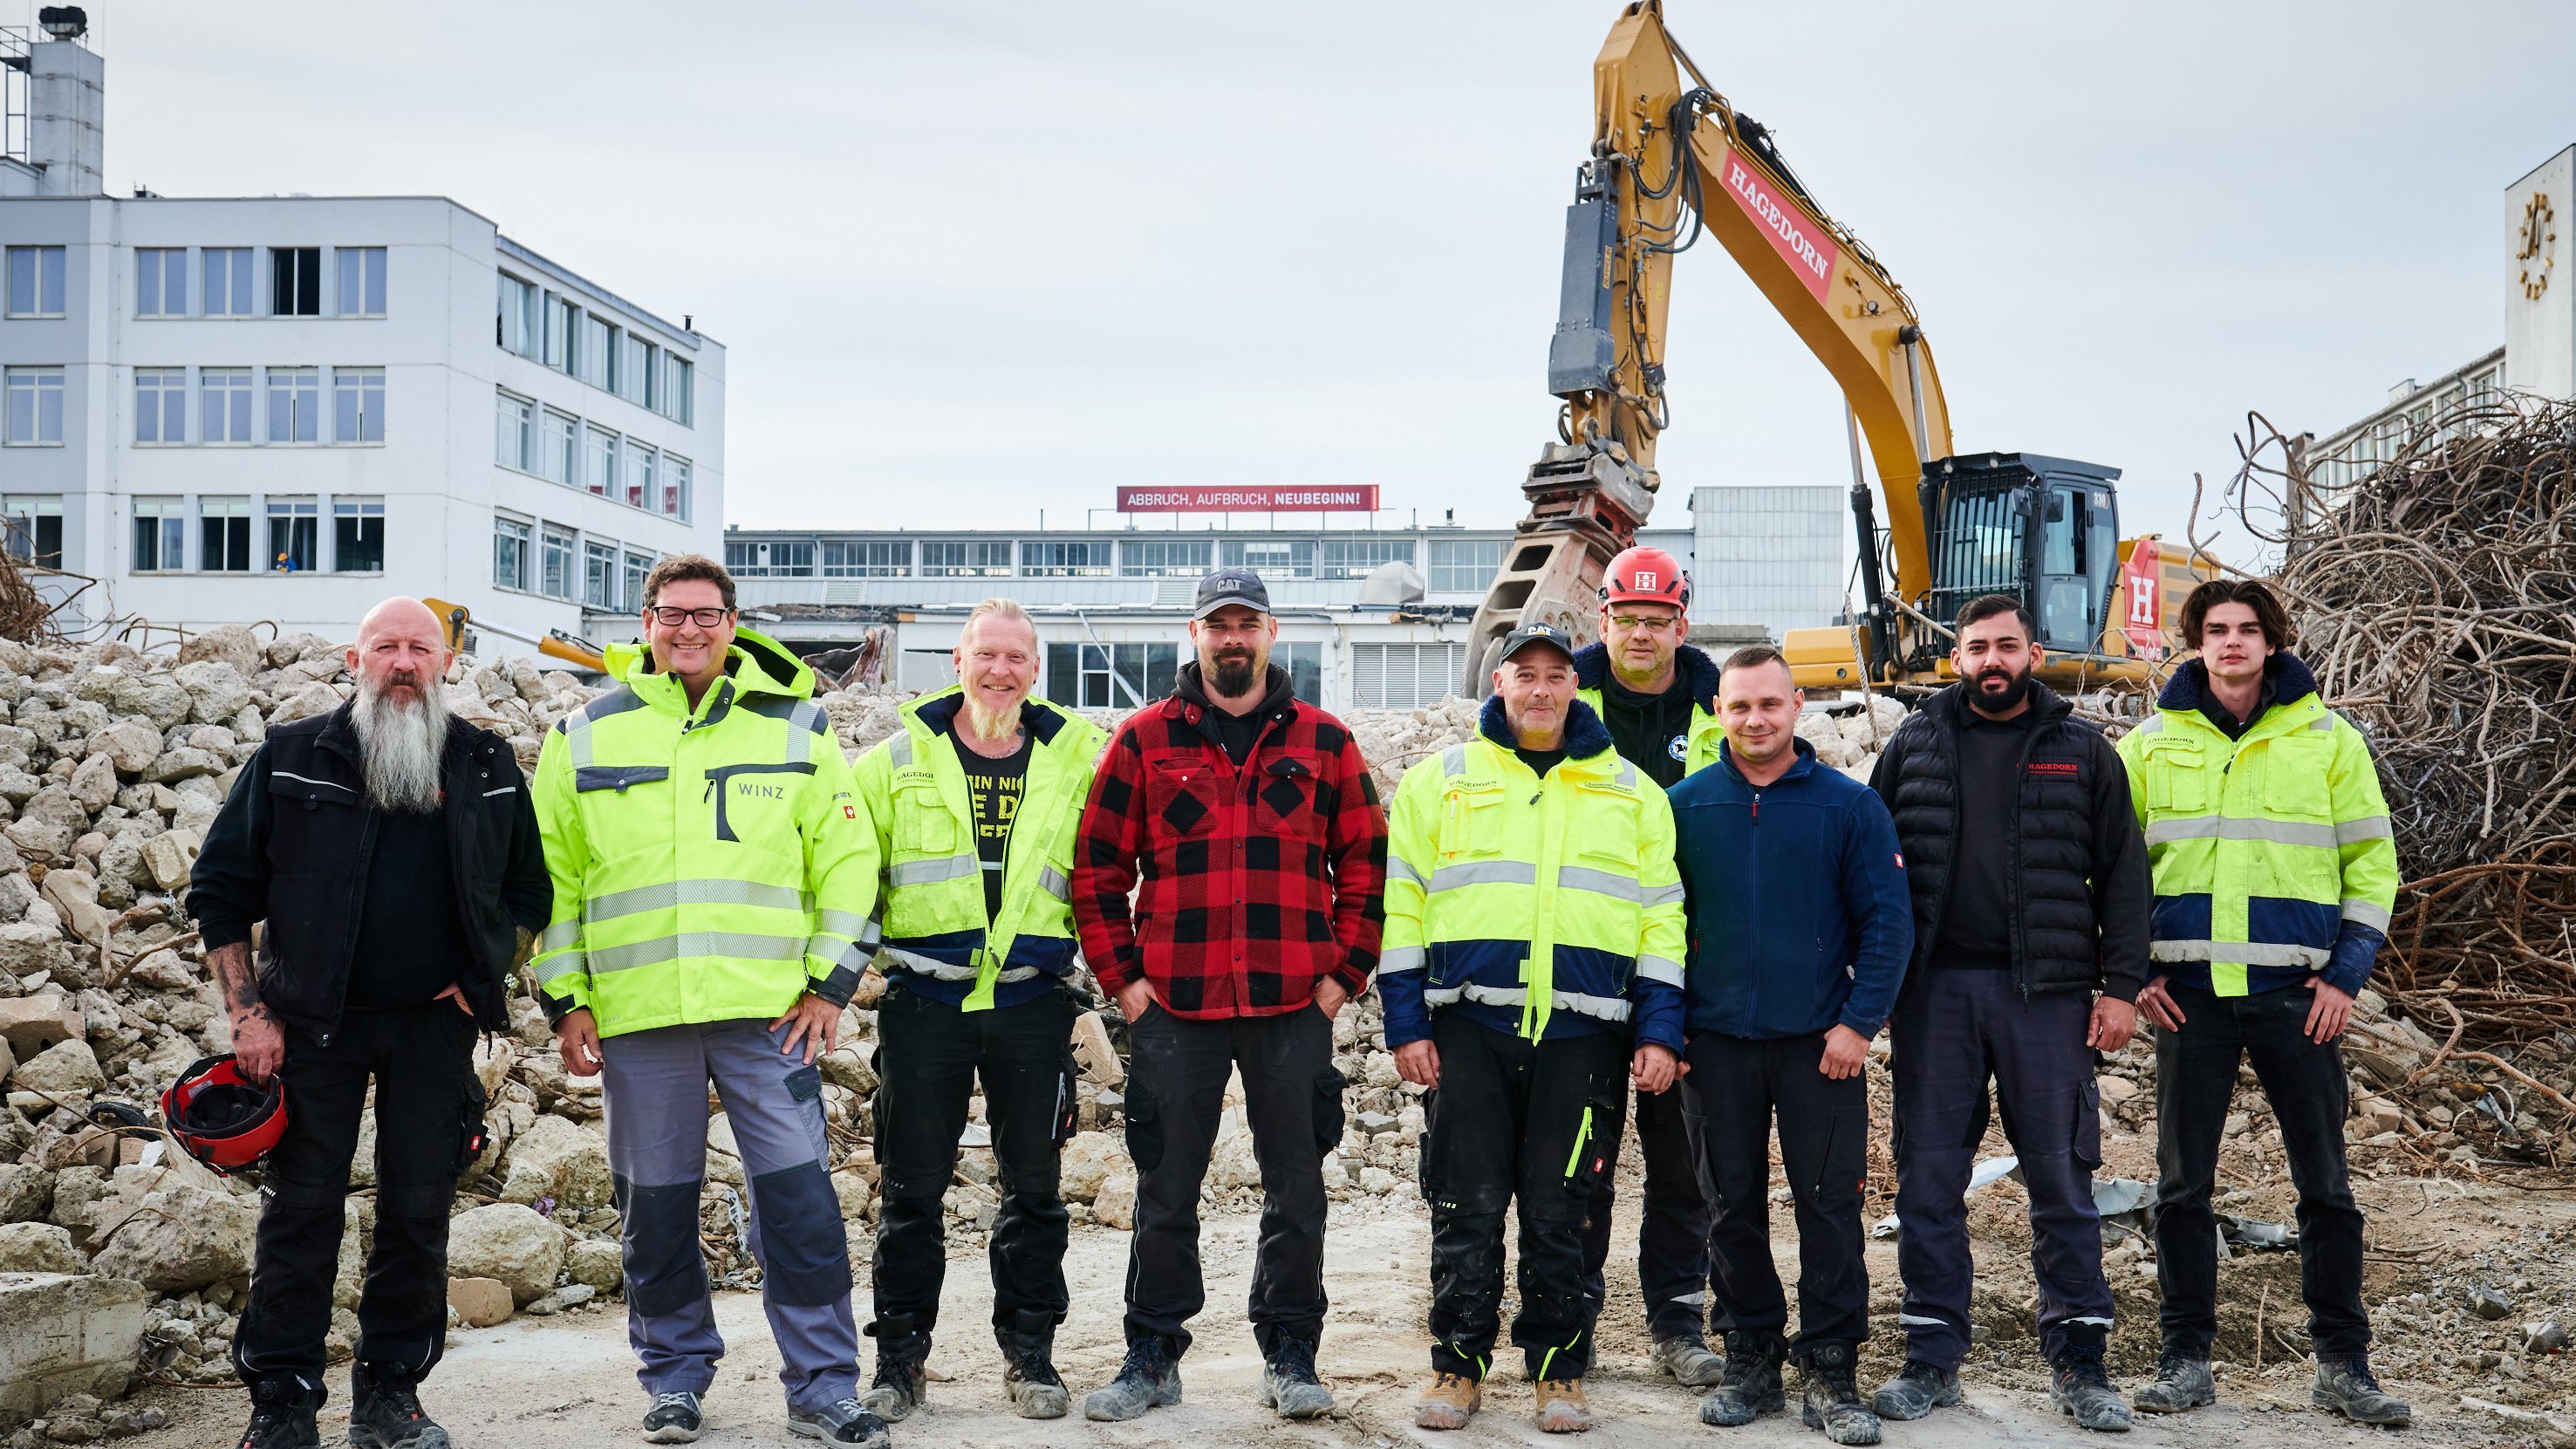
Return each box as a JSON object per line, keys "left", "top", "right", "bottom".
{"left": 529, "top": 554, "right": 888, "bottom": 1446}
{"left": 1568, "top": 544, "right": 1725, "bottom": 1391}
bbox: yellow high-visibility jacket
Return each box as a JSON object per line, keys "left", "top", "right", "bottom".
{"left": 2116, "top": 656, "right": 2399, "bottom": 998}
{"left": 852, "top": 687, "right": 1106, "bottom": 1012}
{"left": 528, "top": 629, "right": 878, "bottom": 1036}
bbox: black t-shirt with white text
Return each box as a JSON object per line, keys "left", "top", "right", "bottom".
{"left": 954, "top": 734, "right": 1033, "bottom": 922}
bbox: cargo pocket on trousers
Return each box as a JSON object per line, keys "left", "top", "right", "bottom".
{"left": 1055, "top": 1051, "right": 1081, "bottom": 1146}
{"left": 1124, "top": 1083, "right": 1163, "bottom": 1172}
{"left": 2074, "top": 1077, "right": 2102, "bottom": 1173}
{"left": 453, "top": 1076, "right": 491, "bottom": 1177}
{"left": 1311, "top": 1067, "right": 1348, "bottom": 1161}
{"left": 1563, "top": 1085, "right": 1615, "bottom": 1201}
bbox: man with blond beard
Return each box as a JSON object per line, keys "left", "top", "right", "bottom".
{"left": 190, "top": 598, "right": 553, "bottom": 1449}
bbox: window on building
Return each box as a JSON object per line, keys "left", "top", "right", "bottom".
{"left": 133, "top": 496, "right": 186, "bottom": 572}
{"left": 267, "top": 367, "right": 320, "bottom": 443}
{"left": 661, "top": 455, "right": 690, "bottom": 519}
{"left": 577, "top": 314, "right": 612, "bottom": 389}
{"left": 725, "top": 540, "right": 815, "bottom": 578}
{"left": 1120, "top": 538, "right": 1213, "bottom": 578}
{"left": 1021, "top": 540, "right": 1110, "bottom": 577}
{"left": 823, "top": 540, "right": 910, "bottom": 578}
{"left": 584, "top": 426, "right": 616, "bottom": 495}
{"left": 496, "top": 272, "right": 538, "bottom": 354}
{"left": 3, "top": 368, "right": 64, "bottom": 446}
{"left": 541, "top": 525, "right": 576, "bottom": 599}
{"left": 1320, "top": 538, "right": 1414, "bottom": 580}
{"left": 4, "top": 246, "right": 65, "bottom": 317}
{"left": 621, "top": 332, "right": 653, "bottom": 407}
{"left": 493, "top": 514, "right": 531, "bottom": 591}
{"left": 921, "top": 540, "right": 1013, "bottom": 577}
{"left": 202, "top": 496, "right": 253, "bottom": 572}
{"left": 1428, "top": 537, "right": 1505, "bottom": 593}
{"left": 267, "top": 496, "right": 319, "bottom": 571}
{"left": 336, "top": 246, "right": 387, "bottom": 317}
{"left": 1221, "top": 538, "right": 1314, "bottom": 578}
{"left": 202, "top": 367, "right": 253, "bottom": 442}
{"left": 202, "top": 248, "right": 254, "bottom": 317}
{"left": 543, "top": 294, "right": 573, "bottom": 370}
{"left": 136, "top": 249, "right": 187, "bottom": 317}
{"left": 623, "top": 550, "right": 653, "bottom": 612}
{"left": 1278, "top": 642, "right": 1323, "bottom": 705}
{"left": 495, "top": 392, "right": 534, "bottom": 471}
{"left": 543, "top": 411, "right": 577, "bottom": 485}
{"left": 134, "top": 368, "right": 187, "bottom": 443}
{"left": 333, "top": 497, "right": 385, "bottom": 571}
{"left": 663, "top": 354, "right": 693, "bottom": 425}
{"left": 2, "top": 497, "right": 62, "bottom": 570}
{"left": 270, "top": 247, "right": 321, "bottom": 317}
{"left": 1045, "top": 642, "right": 1179, "bottom": 709}
{"left": 584, "top": 540, "right": 618, "bottom": 609}
{"left": 1349, "top": 642, "right": 1466, "bottom": 709}
{"left": 332, "top": 367, "right": 384, "bottom": 443}
{"left": 623, "top": 442, "right": 654, "bottom": 509}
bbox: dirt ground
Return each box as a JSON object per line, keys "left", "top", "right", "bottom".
{"left": 110, "top": 1176, "right": 2540, "bottom": 1449}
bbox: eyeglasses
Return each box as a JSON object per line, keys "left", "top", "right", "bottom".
{"left": 647, "top": 605, "right": 733, "bottom": 627}
{"left": 1608, "top": 614, "right": 1683, "bottom": 633}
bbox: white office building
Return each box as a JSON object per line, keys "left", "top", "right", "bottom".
{"left": 1689, "top": 484, "right": 1845, "bottom": 642}
{"left": 0, "top": 23, "right": 722, "bottom": 646}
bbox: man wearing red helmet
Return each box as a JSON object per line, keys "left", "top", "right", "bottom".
{"left": 1570, "top": 544, "right": 1725, "bottom": 1390}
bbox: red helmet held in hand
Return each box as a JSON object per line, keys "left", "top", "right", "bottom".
{"left": 1601, "top": 545, "right": 1690, "bottom": 611}
{"left": 161, "top": 1055, "right": 286, "bottom": 1176}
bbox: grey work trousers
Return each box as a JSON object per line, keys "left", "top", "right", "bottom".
{"left": 600, "top": 1017, "right": 859, "bottom": 1414}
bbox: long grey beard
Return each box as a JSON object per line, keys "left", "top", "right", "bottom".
{"left": 352, "top": 678, "right": 449, "bottom": 814}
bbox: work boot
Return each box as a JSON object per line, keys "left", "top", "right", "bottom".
{"left": 2312, "top": 1356, "right": 2411, "bottom": 1426}
{"left": 348, "top": 1362, "right": 451, "bottom": 1449}
{"left": 639, "top": 1391, "right": 702, "bottom": 1443}
{"left": 858, "top": 1336, "right": 927, "bottom": 1423}
{"left": 2130, "top": 1353, "right": 2215, "bottom": 1414}
{"left": 1797, "top": 1342, "right": 1883, "bottom": 1446}
{"left": 1413, "top": 1372, "right": 1482, "bottom": 1431}
{"left": 1698, "top": 1330, "right": 1788, "bottom": 1427}
{"left": 1258, "top": 1334, "right": 1335, "bottom": 1419}
{"left": 236, "top": 1380, "right": 322, "bottom": 1449}
{"left": 1871, "top": 1359, "right": 1961, "bottom": 1420}
{"left": 998, "top": 1320, "right": 1070, "bottom": 1420}
{"left": 1082, "top": 1335, "right": 1182, "bottom": 1422}
{"left": 786, "top": 1397, "right": 892, "bottom": 1446}
{"left": 1534, "top": 1378, "right": 1595, "bottom": 1433}
{"left": 2049, "top": 1326, "right": 2133, "bottom": 1432}
{"left": 1650, "top": 1329, "right": 1728, "bottom": 1388}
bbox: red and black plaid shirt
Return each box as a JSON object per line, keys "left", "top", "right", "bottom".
{"left": 1074, "top": 674, "right": 1387, "bottom": 1020}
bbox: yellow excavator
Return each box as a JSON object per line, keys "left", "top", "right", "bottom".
{"left": 423, "top": 598, "right": 606, "bottom": 673}
{"left": 1462, "top": 0, "right": 2213, "bottom": 694}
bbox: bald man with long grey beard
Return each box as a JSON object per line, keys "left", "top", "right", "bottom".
{"left": 189, "top": 598, "right": 554, "bottom": 1449}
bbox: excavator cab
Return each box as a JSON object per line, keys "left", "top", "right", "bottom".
{"left": 1918, "top": 452, "right": 2122, "bottom": 663}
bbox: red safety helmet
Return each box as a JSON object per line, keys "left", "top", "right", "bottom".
{"left": 161, "top": 1056, "right": 286, "bottom": 1176}
{"left": 1601, "top": 544, "right": 1690, "bottom": 610}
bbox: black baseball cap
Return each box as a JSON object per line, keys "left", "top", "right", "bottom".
{"left": 1192, "top": 567, "right": 1272, "bottom": 619}
{"left": 1496, "top": 623, "right": 1577, "bottom": 666}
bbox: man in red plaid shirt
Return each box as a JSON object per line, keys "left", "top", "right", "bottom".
{"left": 1073, "top": 567, "right": 1388, "bottom": 1425}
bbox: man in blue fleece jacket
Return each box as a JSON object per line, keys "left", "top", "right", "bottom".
{"left": 1667, "top": 646, "right": 1911, "bottom": 1446}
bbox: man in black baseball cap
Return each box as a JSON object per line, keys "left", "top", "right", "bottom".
{"left": 1191, "top": 565, "right": 1272, "bottom": 622}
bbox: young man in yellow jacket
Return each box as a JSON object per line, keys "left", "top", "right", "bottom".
{"left": 530, "top": 555, "right": 886, "bottom": 1447}
{"left": 850, "top": 599, "right": 1105, "bottom": 1424}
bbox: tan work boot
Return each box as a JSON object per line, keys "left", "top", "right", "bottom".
{"left": 1414, "top": 1372, "right": 1482, "bottom": 1431}
{"left": 1534, "top": 1378, "right": 1595, "bottom": 1434}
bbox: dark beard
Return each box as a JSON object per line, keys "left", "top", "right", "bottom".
{"left": 1972, "top": 665, "right": 2033, "bottom": 713}
{"left": 1211, "top": 657, "right": 1258, "bottom": 697}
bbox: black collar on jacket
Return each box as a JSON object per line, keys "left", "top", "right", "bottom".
{"left": 1475, "top": 694, "right": 1616, "bottom": 764}
{"left": 2155, "top": 653, "right": 2319, "bottom": 714}
{"left": 1572, "top": 639, "right": 1721, "bottom": 709}
{"left": 915, "top": 690, "right": 1068, "bottom": 748}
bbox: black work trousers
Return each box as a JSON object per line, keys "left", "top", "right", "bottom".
{"left": 1581, "top": 1061, "right": 1714, "bottom": 1341}
{"left": 1421, "top": 1015, "right": 1629, "bottom": 1383}
{"left": 234, "top": 1001, "right": 478, "bottom": 1398}
{"left": 869, "top": 981, "right": 1078, "bottom": 1351}
{"left": 1120, "top": 1001, "right": 1340, "bottom": 1360}
{"left": 1686, "top": 1030, "right": 1869, "bottom": 1361}
{"left": 2153, "top": 981, "right": 2370, "bottom": 1360}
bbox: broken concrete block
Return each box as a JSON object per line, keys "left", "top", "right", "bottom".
{"left": 446, "top": 1204, "right": 564, "bottom": 1307}
{"left": 446, "top": 1276, "right": 512, "bottom": 1329}
{"left": 0, "top": 1272, "right": 149, "bottom": 1432}
{"left": 85, "top": 1184, "right": 255, "bottom": 1294}
{"left": 0, "top": 999, "right": 83, "bottom": 1058}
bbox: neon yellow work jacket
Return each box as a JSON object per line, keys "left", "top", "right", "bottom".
{"left": 528, "top": 629, "right": 878, "bottom": 1037}
{"left": 1377, "top": 697, "right": 1688, "bottom": 1051}
{"left": 852, "top": 687, "right": 1106, "bottom": 1012}
{"left": 2116, "top": 656, "right": 2399, "bottom": 998}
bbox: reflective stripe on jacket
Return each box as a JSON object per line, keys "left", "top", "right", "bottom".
{"left": 1378, "top": 696, "right": 1686, "bottom": 1052}
{"left": 528, "top": 628, "right": 879, "bottom": 1036}
{"left": 852, "top": 687, "right": 1106, "bottom": 1012}
{"left": 1572, "top": 639, "right": 1725, "bottom": 778}
{"left": 2115, "top": 654, "right": 2398, "bottom": 998}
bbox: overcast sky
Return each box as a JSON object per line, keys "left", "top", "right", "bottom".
{"left": 81, "top": 1, "right": 2576, "bottom": 563}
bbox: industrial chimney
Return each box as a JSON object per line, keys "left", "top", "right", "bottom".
{"left": 22, "top": 7, "right": 102, "bottom": 197}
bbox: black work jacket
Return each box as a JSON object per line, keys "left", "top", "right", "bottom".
{"left": 188, "top": 702, "right": 551, "bottom": 1042}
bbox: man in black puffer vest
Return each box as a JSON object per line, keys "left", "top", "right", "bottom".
{"left": 1863, "top": 596, "right": 2151, "bottom": 1434}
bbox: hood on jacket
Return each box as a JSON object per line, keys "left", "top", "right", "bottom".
{"left": 905, "top": 685, "right": 1075, "bottom": 748}
{"left": 605, "top": 625, "right": 816, "bottom": 702}
{"left": 1573, "top": 639, "right": 1723, "bottom": 709}
{"left": 2155, "top": 653, "right": 2320, "bottom": 714}
{"left": 1477, "top": 693, "right": 1616, "bottom": 763}
{"left": 1917, "top": 675, "right": 2075, "bottom": 732}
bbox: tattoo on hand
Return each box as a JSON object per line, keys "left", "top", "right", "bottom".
{"left": 208, "top": 941, "right": 266, "bottom": 1019}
